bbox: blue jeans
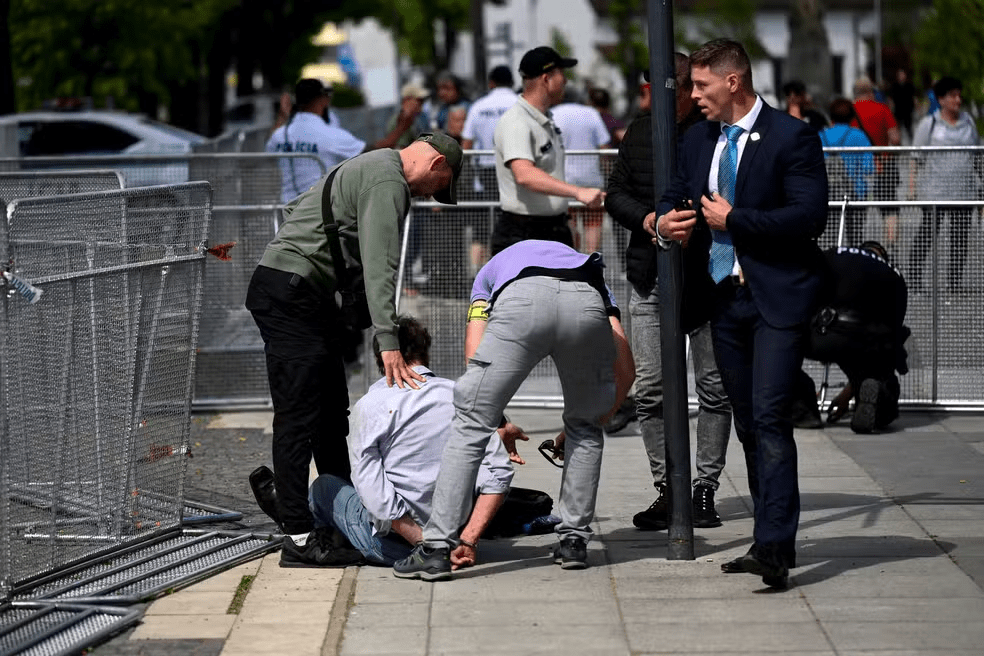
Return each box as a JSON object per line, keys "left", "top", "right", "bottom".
{"left": 309, "top": 475, "right": 413, "bottom": 566}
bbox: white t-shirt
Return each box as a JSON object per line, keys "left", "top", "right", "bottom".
{"left": 551, "top": 102, "right": 610, "bottom": 188}
{"left": 462, "top": 86, "right": 519, "bottom": 167}
{"left": 266, "top": 111, "right": 366, "bottom": 204}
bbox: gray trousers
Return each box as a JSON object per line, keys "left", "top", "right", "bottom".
{"left": 423, "top": 277, "right": 616, "bottom": 546}
{"left": 629, "top": 286, "right": 732, "bottom": 490}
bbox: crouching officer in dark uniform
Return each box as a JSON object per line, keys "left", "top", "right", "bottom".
{"left": 808, "top": 241, "right": 910, "bottom": 433}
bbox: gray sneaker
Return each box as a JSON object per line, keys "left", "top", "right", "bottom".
{"left": 552, "top": 536, "right": 588, "bottom": 569}
{"left": 393, "top": 543, "right": 452, "bottom": 581}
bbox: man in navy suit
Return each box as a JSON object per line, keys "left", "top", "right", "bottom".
{"left": 653, "top": 39, "right": 828, "bottom": 589}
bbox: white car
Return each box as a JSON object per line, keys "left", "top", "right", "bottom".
{"left": 0, "top": 111, "right": 210, "bottom": 187}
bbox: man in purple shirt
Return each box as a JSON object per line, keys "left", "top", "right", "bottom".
{"left": 393, "top": 240, "right": 635, "bottom": 579}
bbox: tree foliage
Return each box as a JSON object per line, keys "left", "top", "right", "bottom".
{"left": 9, "top": 0, "right": 235, "bottom": 112}
{"left": 913, "top": 0, "right": 984, "bottom": 124}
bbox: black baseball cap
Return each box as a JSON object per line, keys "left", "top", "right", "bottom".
{"left": 414, "top": 132, "right": 463, "bottom": 205}
{"left": 518, "top": 46, "right": 577, "bottom": 79}
{"left": 295, "top": 78, "right": 331, "bottom": 106}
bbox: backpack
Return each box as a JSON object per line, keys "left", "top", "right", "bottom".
{"left": 820, "top": 128, "right": 855, "bottom": 201}
{"left": 480, "top": 486, "right": 556, "bottom": 538}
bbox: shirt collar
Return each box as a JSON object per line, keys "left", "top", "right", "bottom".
{"left": 723, "top": 94, "right": 764, "bottom": 135}
{"left": 517, "top": 95, "right": 553, "bottom": 126}
{"left": 411, "top": 364, "right": 435, "bottom": 377}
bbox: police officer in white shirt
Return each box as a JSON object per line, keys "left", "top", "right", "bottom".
{"left": 462, "top": 65, "right": 518, "bottom": 199}
{"left": 267, "top": 78, "right": 420, "bottom": 204}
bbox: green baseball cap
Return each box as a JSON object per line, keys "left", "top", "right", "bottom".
{"left": 415, "top": 132, "right": 462, "bottom": 205}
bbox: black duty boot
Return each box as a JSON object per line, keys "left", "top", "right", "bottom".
{"left": 633, "top": 484, "right": 668, "bottom": 530}
{"left": 692, "top": 484, "right": 722, "bottom": 528}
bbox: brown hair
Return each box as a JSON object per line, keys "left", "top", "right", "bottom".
{"left": 689, "top": 39, "right": 753, "bottom": 92}
{"left": 828, "top": 97, "right": 856, "bottom": 124}
{"left": 373, "top": 316, "right": 432, "bottom": 375}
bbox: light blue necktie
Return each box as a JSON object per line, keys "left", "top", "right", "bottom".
{"left": 709, "top": 124, "right": 744, "bottom": 283}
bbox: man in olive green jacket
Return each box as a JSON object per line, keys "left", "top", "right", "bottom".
{"left": 246, "top": 132, "right": 463, "bottom": 568}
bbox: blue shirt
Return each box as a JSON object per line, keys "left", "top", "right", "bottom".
{"left": 819, "top": 124, "right": 875, "bottom": 199}
{"left": 349, "top": 366, "right": 513, "bottom": 536}
{"left": 471, "top": 240, "right": 619, "bottom": 315}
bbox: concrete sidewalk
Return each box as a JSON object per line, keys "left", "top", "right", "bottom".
{"left": 112, "top": 407, "right": 984, "bottom": 655}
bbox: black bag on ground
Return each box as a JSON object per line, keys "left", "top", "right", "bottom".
{"left": 481, "top": 487, "right": 555, "bottom": 538}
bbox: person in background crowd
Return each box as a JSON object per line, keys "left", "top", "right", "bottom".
{"left": 888, "top": 68, "right": 917, "bottom": 142}
{"left": 852, "top": 76, "right": 901, "bottom": 249}
{"left": 387, "top": 82, "right": 432, "bottom": 150}
{"left": 606, "top": 51, "right": 733, "bottom": 532}
{"left": 445, "top": 105, "right": 468, "bottom": 144}
{"left": 782, "top": 79, "right": 829, "bottom": 132}
{"left": 907, "top": 75, "right": 981, "bottom": 294}
{"left": 489, "top": 46, "right": 604, "bottom": 255}
{"left": 551, "top": 86, "right": 611, "bottom": 253}
{"left": 461, "top": 65, "right": 519, "bottom": 273}
{"left": 819, "top": 98, "right": 875, "bottom": 247}
{"left": 433, "top": 71, "right": 471, "bottom": 132}
{"left": 588, "top": 87, "right": 625, "bottom": 145}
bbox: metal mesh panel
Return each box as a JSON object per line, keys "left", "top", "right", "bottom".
{"left": 0, "top": 603, "right": 141, "bottom": 656}
{"left": 191, "top": 154, "right": 326, "bottom": 408}
{"left": 0, "top": 183, "right": 212, "bottom": 589}
{"left": 15, "top": 530, "right": 279, "bottom": 604}
{"left": 0, "top": 149, "right": 980, "bottom": 410}
{"left": 0, "top": 171, "right": 124, "bottom": 208}
{"left": 401, "top": 147, "right": 984, "bottom": 409}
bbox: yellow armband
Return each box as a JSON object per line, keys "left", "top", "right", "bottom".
{"left": 467, "top": 300, "right": 489, "bottom": 322}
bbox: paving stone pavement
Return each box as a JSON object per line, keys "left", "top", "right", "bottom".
{"left": 88, "top": 406, "right": 984, "bottom": 655}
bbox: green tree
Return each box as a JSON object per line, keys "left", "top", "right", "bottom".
{"left": 913, "top": 0, "right": 984, "bottom": 125}
{"left": 9, "top": 0, "right": 235, "bottom": 113}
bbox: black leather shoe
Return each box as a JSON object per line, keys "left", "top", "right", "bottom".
{"left": 633, "top": 485, "right": 668, "bottom": 530}
{"left": 692, "top": 485, "right": 722, "bottom": 528}
{"left": 721, "top": 552, "right": 751, "bottom": 573}
{"left": 249, "top": 465, "right": 282, "bottom": 530}
{"left": 738, "top": 552, "right": 789, "bottom": 589}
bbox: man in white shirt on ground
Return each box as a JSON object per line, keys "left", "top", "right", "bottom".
{"left": 309, "top": 316, "right": 520, "bottom": 568}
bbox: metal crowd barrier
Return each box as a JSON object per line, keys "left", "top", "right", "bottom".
{"left": 0, "top": 183, "right": 212, "bottom": 598}
{"left": 0, "top": 154, "right": 325, "bottom": 410}
{"left": 402, "top": 147, "right": 984, "bottom": 410}
{"left": 0, "top": 148, "right": 980, "bottom": 410}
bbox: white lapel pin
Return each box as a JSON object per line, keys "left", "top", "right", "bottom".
{"left": 750, "top": 132, "right": 760, "bottom": 142}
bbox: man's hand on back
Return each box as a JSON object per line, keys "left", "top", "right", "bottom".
{"left": 381, "top": 350, "right": 425, "bottom": 389}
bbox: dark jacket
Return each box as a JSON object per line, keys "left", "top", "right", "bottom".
{"left": 605, "top": 107, "right": 705, "bottom": 295}
{"left": 655, "top": 103, "right": 829, "bottom": 330}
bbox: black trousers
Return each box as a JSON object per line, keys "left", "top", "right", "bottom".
{"left": 490, "top": 210, "right": 573, "bottom": 255}
{"left": 710, "top": 282, "right": 805, "bottom": 569}
{"left": 245, "top": 265, "right": 351, "bottom": 535}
